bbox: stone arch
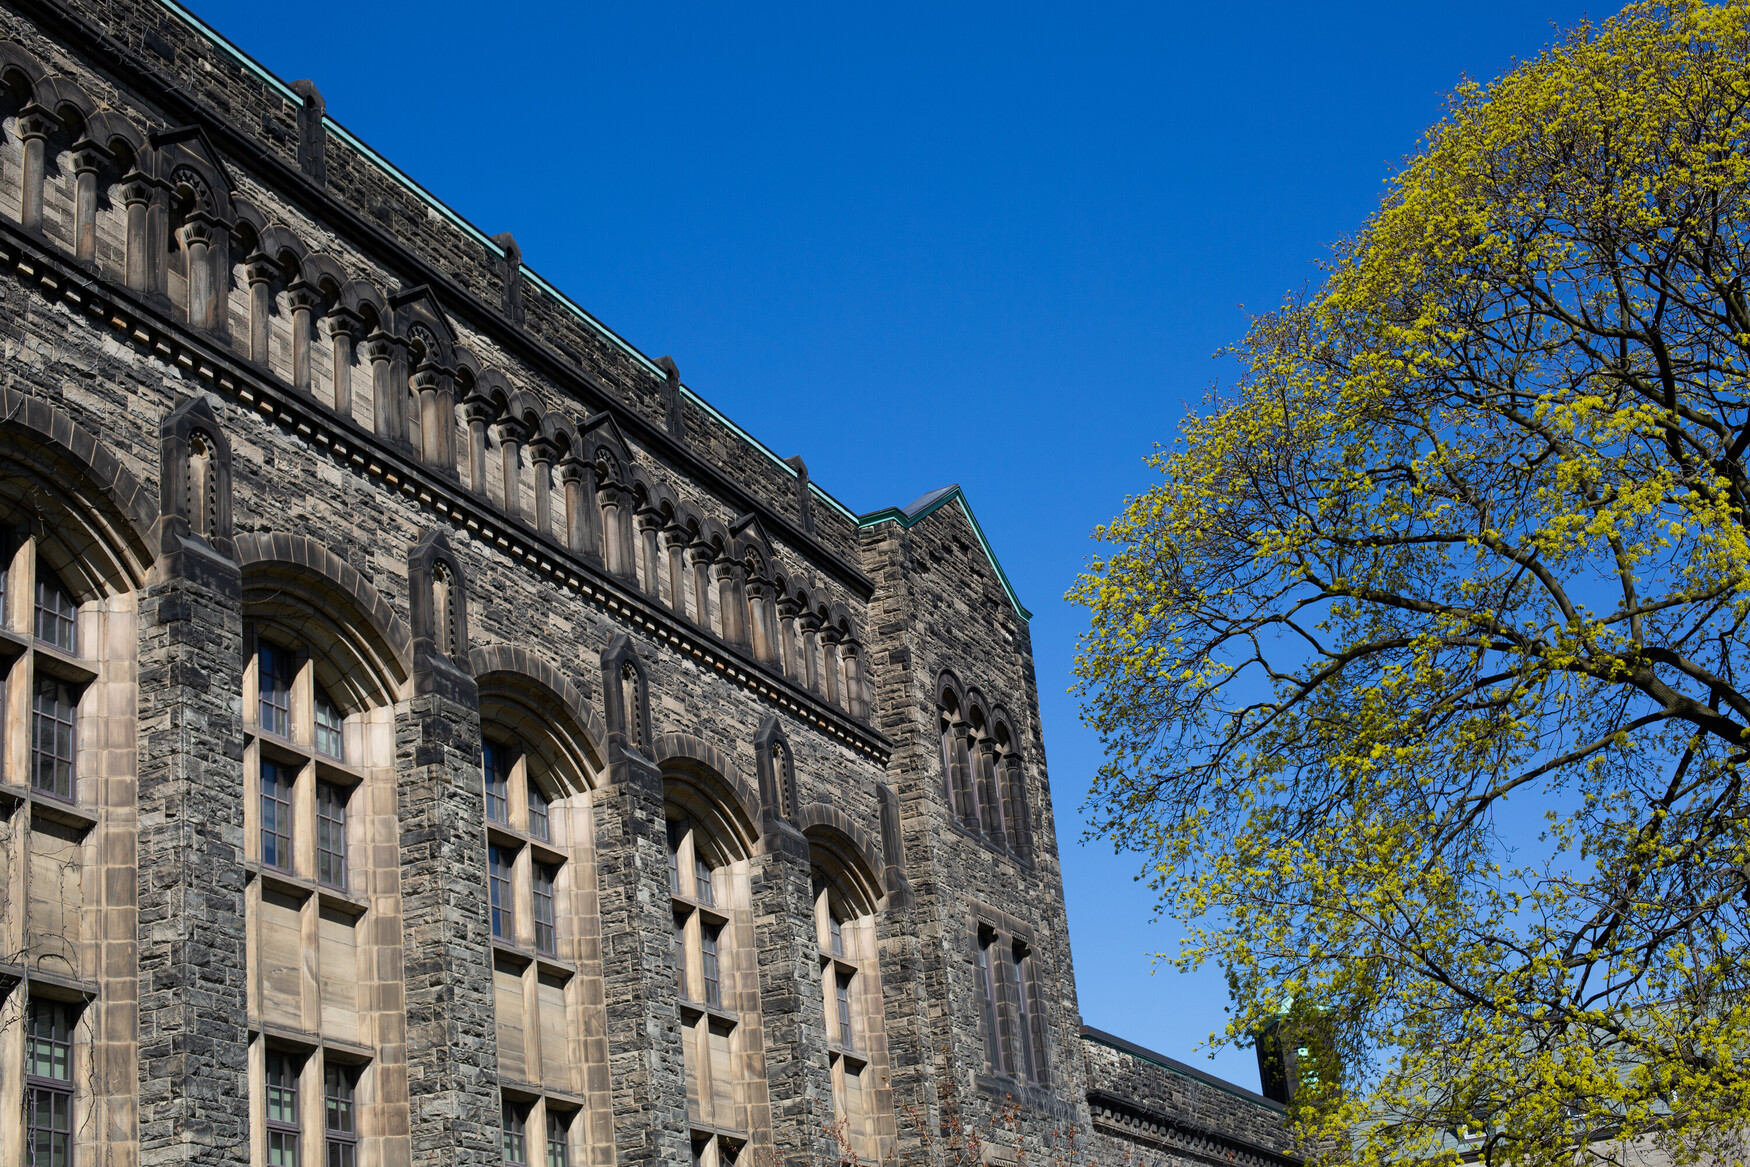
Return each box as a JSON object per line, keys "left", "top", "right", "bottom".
{"left": 0, "top": 43, "right": 47, "bottom": 93}
{"left": 0, "top": 387, "right": 156, "bottom": 593}
{"left": 235, "top": 531, "right": 411, "bottom": 709}
{"left": 471, "top": 644, "right": 607, "bottom": 790}
{"left": 800, "top": 811, "right": 886, "bottom": 909}
{"left": 656, "top": 731, "right": 762, "bottom": 856}
{"left": 936, "top": 667, "right": 967, "bottom": 716}
{"left": 35, "top": 75, "right": 94, "bottom": 125}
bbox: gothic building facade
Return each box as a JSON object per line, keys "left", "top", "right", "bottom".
{"left": 0, "top": 0, "right": 1298, "bottom": 1163}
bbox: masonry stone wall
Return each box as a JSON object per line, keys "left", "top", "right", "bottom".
{"left": 0, "top": 0, "right": 1298, "bottom": 1162}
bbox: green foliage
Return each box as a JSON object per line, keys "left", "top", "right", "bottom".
{"left": 1070, "top": 3, "right": 1750, "bottom": 1163}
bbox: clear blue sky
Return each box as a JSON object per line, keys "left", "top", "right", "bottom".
{"left": 186, "top": 0, "right": 1602, "bottom": 1090}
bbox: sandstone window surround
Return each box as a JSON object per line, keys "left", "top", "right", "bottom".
{"left": 811, "top": 865, "right": 889, "bottom": 1161}
{"left": 478, "top": 728, "right": 592, "bottom": 1166}
{"left": 667, "top": 812, "right": 756, "bottom": 1164}
{"left": 240, "top": 618, "right": 388, "bottom": 1167}
{"left": 0, "top": 501, "right": 136, "bottom": 1167}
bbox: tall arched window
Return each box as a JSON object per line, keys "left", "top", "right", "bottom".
{"left": 239, "top": 600, "right": 399, "bottom": 1167}
{"left": 665, "top": 782, "right": 757, "bottom": 1167}
{"left": 476, "top": 667, "right": 605, "bottom": 1167}
{"left": 810, "top": 833, "right": 891, "bottom": 1163}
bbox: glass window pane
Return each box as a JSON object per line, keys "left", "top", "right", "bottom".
{"left": 502, "top": 1102, "right": 527, "bottom": 1166}
{"left": 315, "top": 686, "right": 344, "bottom": 759}
{"left": 31, "top": 678, "right": 76, "bottom": 801}
{"left": 259, "top": 644, "right": 294, "bottom": 738}
{"left": 527, "top": 779, "right": 549, "bottom": 840}
{"left": 701, "top": 926, "right": 720, "bottom": 1008}
{"left": 489, "top": 846, "right": 514, "bottom": 940}
{"left": 533, "top": 864, "right": 556, "bottom": 955}
{"left": 546, "top": 1111, "right": 568, "bottom": 1167}
{"left": 33, "top": 570, "right": 76, "bottom": 653}
{"left": 261, "top": 762, "right": 293, "bottom": 870}
{"left": 483, "top": 742, "right": 509, "bottom": 823}
{"left": 317, "top": 782, "right": 347, "bottom": 890}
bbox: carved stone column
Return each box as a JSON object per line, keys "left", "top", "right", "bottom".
{"left": 973, "top": 736, "right": 1004, "bottom": 844}
{"left": 323, "top": 307, "right": 359, "bottom": 417}
{"left": 285, "top": 280, "right": 319, "bottom": 394}
{"left": 362, "top": 331, "right": 400, "bottom": 443}
{"left": 412, "top": 364, "right": 446, "bottom": 469}
{"left": 597, "top": 483, "right": 634, "bottom": 582}
{"left": 841, "top": 641, "right": 869, "bottom": 721}
{"left": 70, "top": 138, "right": 105, "bottom": 263}
{"left": 460, "top": 393, "right": 493, "bottom": 496}
{"left": 526, "top": 434, "right": 555, "bottom": 537}
{"left": 492, "top": 416, "right": 526, "bottom": 523}
{"left": 660, "top": 523, "right": 689, "bottom": 618}
{"left": 120, "top": 171, "right": 153, "bottom": 293}
{"left": 686, "top": 542, "right": 715, "bottom": 635}
{"left": 243, "top": 252, "right": 277, "bottom": 365}
{"left": 776, "top": 595, "right": 801, "bottom": 680}
{"left": 949, "top": 723, "right": 979, "bottom": 832}
{"left": 15, "top": 103, "right": 54, "bottom": 232}
{"left": 799, "top": 609, "right": 822, "bottom": 694}
{"left": 179, "top": 214, "right": 224, "bottom": 332}
{"left": 746, "top": 578, "right": 776, "bottom": 666}
{"left": 557, "top": 454, "right": 602, "bottom": 565}
{"left": 820, "top": 623, "right": 843, "bottom": 708}
{"left": 634, "top": 507, "right": 664, "bottom": 601}
{"left": 713, "top": 557, "right": 748, "bottom": 648}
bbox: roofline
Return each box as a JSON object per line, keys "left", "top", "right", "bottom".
{"left": 1079, "top": 1024, "right": 1286, "bottom": 1112}
{"left": 150, "top": 0, "right": 863, "bottom": 527}
{"left": 856, "top": 485, "right": 1032, "bottom": 621}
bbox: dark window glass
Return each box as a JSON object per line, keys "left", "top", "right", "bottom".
{"left": 545, "top": 1111, "right": 568, "bottom": 1167}
{"left": 828, "top": 908, "right": 844, "bottom": 957}
{"left": 34, "top": 571, "right": 76, "bottom": 653}
{"left": 666, "top": 820, "right": 683, "bottom": 896}
{"left": 836, "top": 971, "right": 854, "bottom": 1050}
{"left": 259, "top": 644, "right": 294, "bottom": 738}
{"left": 527, "top": 780, "right": 549, "bottom": 841}
{"left": 974, "top": 932, "right": 1004, "bottom": 1073}
{"left": 489, "top": 846, "right": 514, "bottom": 940}
{"left": 265, "top": 1052, "right": 300, "bottom": 1167}
{"left": 700, "top": 924, "right": 721, "bottom": 1009}
{"left": 1012, "top": 943, "right": 1041, "bottom": 1083}
{"left": 532, "top": 863, "right": 557, "bottom": 955}
{"left": 502, "top": 1102, "right": 527, "bottom": 1167}
{"left": 673, "top": 914, "right": 688, "bottom": 999}
{"left": 325, "top": 1063, "right": 357, "bottom": 1167}
{"left": 317, "top": 782, "right": 347, "bottom": 890}
{"left": 26, "top": 1084, "right": 71, "bottom": 1167}
{"left": 27, "top": 1000, "right": 72, "bottom": 1081}
{"left": 315, "top": 686, "right": 344, "bottom": 760}
{"left": 32, "top": 677, "right": 75, "bottom": 801}
{"left": 693, "top": 852, "right": 713, "bottom": 907}
{"left": 261, "top": 761, "right": 293, "bottom": 871}
{"left": 483, "top": 741, "right": 510, "bottom": 823}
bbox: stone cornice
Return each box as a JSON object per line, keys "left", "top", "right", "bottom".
{"left": 7, "top": 0, "right": 874, "bottom": 599}
{"left": 0, "top": 217, "right": 891, "bottom": 764}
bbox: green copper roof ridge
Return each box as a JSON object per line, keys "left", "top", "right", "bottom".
{"left": 856, "top": 486, "right": 1032, "bottom": 621}
{"left": 148, "top": 0, "right": 864, "bottom": 529}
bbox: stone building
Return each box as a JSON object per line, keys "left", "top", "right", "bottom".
{"left": 0, "top": 0, "right": 1298, "bottom": 1163}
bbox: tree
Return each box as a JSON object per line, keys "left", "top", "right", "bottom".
{"left": 1069, "top": 4, "right": 1750, "bottom": 1164}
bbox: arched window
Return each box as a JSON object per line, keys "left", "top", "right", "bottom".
{"left": 665, "top": 776, "right": 758, "bottom": 1165}
{"left": 810, "top": 833, "right": 890, "bottom": 1162}
{"left": 476, "top": 666, "right": 604, "bottom": 1167}
{"left": 239, "top": 587, "right": 399, "bottom": 1167}
{"left": 938, "top": 691, "right": 977, "bottom": 832}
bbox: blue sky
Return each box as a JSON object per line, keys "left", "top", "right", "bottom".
{"left": 185, "top": 0, "right": 1603, "bottom": 1089}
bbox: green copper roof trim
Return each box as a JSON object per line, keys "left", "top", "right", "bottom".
{"left": 856, "top": 486, "right": 1032, "bottom": 621}
{"left": 148, "top": 0, "right": 861, "bottom": 527}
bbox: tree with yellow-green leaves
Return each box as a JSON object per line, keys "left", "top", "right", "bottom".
{"left": 1070, "top": 3, "right": 1750, "bottom": 1164}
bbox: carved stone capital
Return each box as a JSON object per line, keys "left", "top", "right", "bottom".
{"left": 69, "top": 137, "right": 106, "bottom": 175}
{"left": 119, "top": 171, "right": 154, "bottom": 207}
{"left": 524, "top": 434, "right": 557, "bottom": 466}
{"left": 799, "top": 609, "right": 823, "bottom": 633}
{"left": 660, "top": 523, "right": 690, "bottom": 550}
{"left": 684, "top": 541, "right": 716, "bottom": 567}
{"left": 557, "top": 453, "right": 589, "bottom": 484}
{"left": 461, "top": 393, "right": 498, "bottom": 427}
{"left": 633, "top": 507, "right": 664, "bottom": 532}
{"left": 285, "top": 280, "right": 322, "bottom": 313}
{"left": 242, "top": 252, "right": 279, "bottom": 287}
{"left": 776, "top": 595, "right": 801, "bottom": 619}
{"left": 178, "top": 213, "right": 224, "bottom": 248}
{"left": 491, "top": 417, "right": 528, "bottom": 446}
{"left": 15, "top": 103, "right": 57, "bottom": 141}
{"left": 361, "top": 330, "right": 398, "bottom": 363}
{"left": 710, "top": 558, "right": 744, "bottom": 583}
{"left": 323, "top": 306, "right": 361, "bottom": 339}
